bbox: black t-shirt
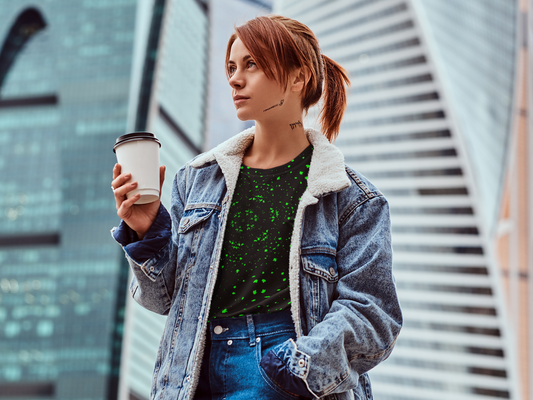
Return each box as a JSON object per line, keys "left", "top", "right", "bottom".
{"left": 209, "top": 145, "right": 313, "bottom": 319}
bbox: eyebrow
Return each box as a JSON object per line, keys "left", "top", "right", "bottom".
{"left": 228, "top": 55, "right": 252, "bottom": 65}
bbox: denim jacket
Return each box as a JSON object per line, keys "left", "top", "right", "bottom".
{"left": 112, "top": 127, "right": 402, "bottom": 400}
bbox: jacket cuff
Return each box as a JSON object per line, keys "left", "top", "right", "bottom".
{"left": 111, "top": 204, "right": 172, "bottom": 263}
{"left": 260, "top": 339, "right": 316, "bottom": 399}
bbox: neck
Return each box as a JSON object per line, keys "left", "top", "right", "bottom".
{"left": 243, "top": 116, "right": 310, "bottom": 169}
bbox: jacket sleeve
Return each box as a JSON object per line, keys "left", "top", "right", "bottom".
{"left": 110, "top": 165, "right": 189, "bottom": 315}
{"left": 262, "top": 194, "right": 402, "bottom": 398}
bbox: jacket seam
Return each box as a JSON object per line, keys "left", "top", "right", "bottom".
{"left": 339, "top": 168, "right": 383, "bottom": 226}
{"left": 184, "top": 203, "right": 222, "bottom": 211}
{"left": 300, "top": 247, "right": 336, "bottom": 256}
{"left": 140, "top": 241, "right": 171, "bottom": 282}
{"left": 345, "top": 167, "right": 373, "bottom": 196}
{"left": 183, "top": 162, "right": 190, "bottom": 205}
{"left": 312, "top": 368, "right": 350, "bottom": 398}
{"left": 131, "top": 283, "right": 138, "bottom": 298}
{"left": 160, "top": 272, "right": 172, "bottom": 314}
{"left": 339, "top": 195, "right": 380, "bottom": 227}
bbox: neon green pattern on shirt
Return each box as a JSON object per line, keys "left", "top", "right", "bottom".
{"left": 209, "top": 145, "right": 313, "bottom": 319}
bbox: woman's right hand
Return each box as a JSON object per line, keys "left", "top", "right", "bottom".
{"left": 112, "top": 163, "right": 166, "bottom": 240}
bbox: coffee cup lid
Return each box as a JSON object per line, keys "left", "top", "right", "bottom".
{"left": 113, "top": 131, "right": 161, "bottom": 153}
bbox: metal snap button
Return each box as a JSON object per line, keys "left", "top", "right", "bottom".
{"left": 298, "top": 359, "right": 305, "bottom": 368}
{"left": 256, "top": 337, "right": 260, "bottom": 343}
{"left": 329, "top": 267, "right": 335, "bottom": 276}
{"left": 150, "top": 266, "right": 155, "bottom": 272}
{"left": 227, "top": 340, "right": 233, "bottom": 345}
{"left": 214, "top": 325, "right": 224, "bottom": 335}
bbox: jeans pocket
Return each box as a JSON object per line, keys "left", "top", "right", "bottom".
{"left": 255, "top": 330, "right": 302, "bottom": 400}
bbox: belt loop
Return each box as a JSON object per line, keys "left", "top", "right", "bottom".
{"left": 246, "top": 315, "right": 256, "bottom": 347}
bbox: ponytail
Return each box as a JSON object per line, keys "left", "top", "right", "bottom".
{"left": 319, "top": 55, "right": 350, "bottom": 142}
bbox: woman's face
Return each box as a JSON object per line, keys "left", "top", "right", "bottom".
{"left": 227, "top": 38, "right": 289, "bottom": 122}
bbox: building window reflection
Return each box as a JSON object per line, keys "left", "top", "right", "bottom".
{"left": 0, "top": 7, "right": 46, "bottom": 90}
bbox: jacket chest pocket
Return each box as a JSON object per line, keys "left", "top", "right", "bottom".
{"left": 300, "top": 248, "right": 338, "bottom": 330}
{"left": 177, "top": 205, "right": 219, "bottom": 261}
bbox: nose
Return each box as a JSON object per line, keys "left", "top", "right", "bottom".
{"left": 229, "top": 69, "right": 244, "bottom": 89}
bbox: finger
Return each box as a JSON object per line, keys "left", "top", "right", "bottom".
{"left": 114, "top": 182, "right": 136, "bottom": 210}
{"left": 111, "top": 172, "right": 132, "bottom": 192}
{"left": 112, "top": 163, "right": 122, "bottom": 180}
{"left": 117, "top": 193, "right": 141, "bottom": 218}
{"left": 114, "top": 181, "right": 137, "bottom": 207}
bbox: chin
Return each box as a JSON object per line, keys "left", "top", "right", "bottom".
{"left": 235, "top": 109, "right": 253, "bottom": 121}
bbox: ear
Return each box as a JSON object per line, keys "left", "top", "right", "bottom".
{"left": 290, "top": 68, "right": 310, "bottom": 92}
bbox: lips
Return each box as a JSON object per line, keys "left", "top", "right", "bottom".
{"left": 233, "top": 95, "right": 249, "bottom": 105}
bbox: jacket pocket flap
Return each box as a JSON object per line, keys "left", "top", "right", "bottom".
{"left": 178, "top": 207, "right": 216, "bottom": 234}
{"left": 301, "top": 248, "right": 338, "bottom": 283}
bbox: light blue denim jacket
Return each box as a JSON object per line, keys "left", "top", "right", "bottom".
{"left": 113, "top": 127, "right": 402, "bottom": 400}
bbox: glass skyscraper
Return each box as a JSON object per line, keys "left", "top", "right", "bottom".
{"left": 276, "top": 0, "right": 521, "bottom": 399}
{"left": 0, "top": 1, "right": 207, "bottom": 399}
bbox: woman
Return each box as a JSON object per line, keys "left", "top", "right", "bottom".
{"left": 111, "top": 15, "right": 401, "bottom": 400}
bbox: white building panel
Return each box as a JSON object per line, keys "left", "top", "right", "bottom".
{"left": 376, "top": 365, "right": 510, "bottom": 391}
{"left": 349, "top": 81, "right": 438, "bottom": 103}
{"left": 394, "top": 272, "right": 491, "bottom": 287}
{"left": 342, "top": 118, "right": 450, "bottom": 138}
{"left": 342, "top": 137, "right": 455, "bottom": 155}
{"left": 392, "top": 233, "right": 483, "bottom": 246}
{"left": 397, "top": 292, "right": 497, "bottom": 308}
{"left": 347, "top": 100, "right": 444, "bottom": 120}
{"left": 277, "top": 0, "right": 518, "bottom": 398}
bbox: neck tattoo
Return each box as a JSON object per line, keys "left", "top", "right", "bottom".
{"left": 263, "top": 99, "right": 284, "bottom": 112}
{"left": 289, "top": 120, "right": 303, "bottom": 130}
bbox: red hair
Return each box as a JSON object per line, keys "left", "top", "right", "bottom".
{"left": 226, "top": 15, "right": 350, "bottom": 142}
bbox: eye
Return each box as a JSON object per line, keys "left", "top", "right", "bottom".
{"left": 228, "top": 65, "right": 236, "bottom": 76}
{"left": 247, "top": 60, "right": 257, "bottom": 69}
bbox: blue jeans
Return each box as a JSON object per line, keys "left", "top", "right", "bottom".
{"left": 194, "top": 310, "right": 305, "bottom": 400}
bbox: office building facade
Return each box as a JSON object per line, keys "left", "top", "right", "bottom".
{"left": 0, "top": 1, "right": 207, "bottom": 399}
{"left": 275, "top": 0, "right": 521, "bottom": 399}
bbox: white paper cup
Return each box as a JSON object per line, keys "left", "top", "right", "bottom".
{"left": 113, "top": 132, "right": 161, "bottom": 204}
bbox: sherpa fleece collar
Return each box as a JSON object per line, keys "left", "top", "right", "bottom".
{"left": 190, "top": 127, "right": 351, "bottom": 198}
